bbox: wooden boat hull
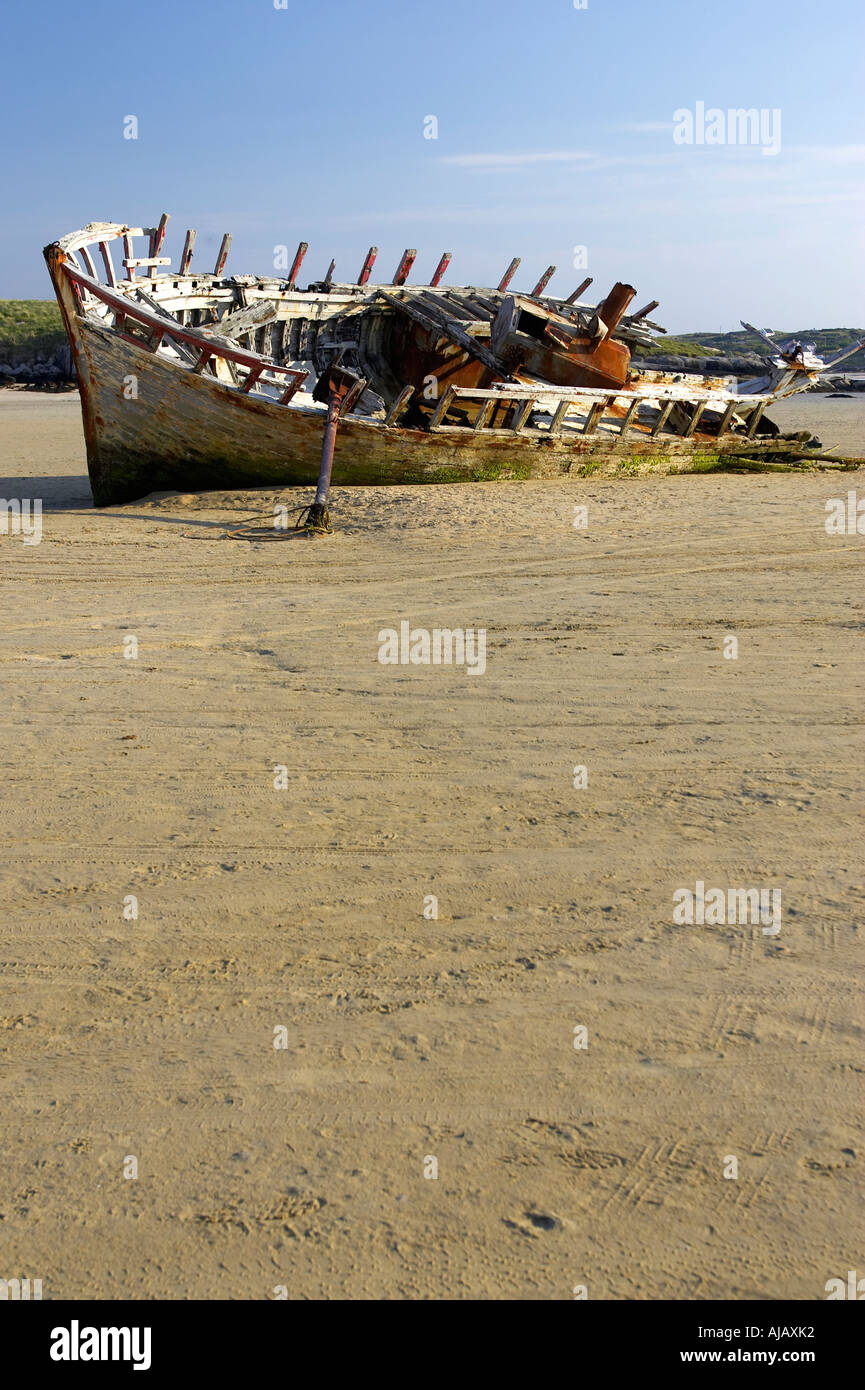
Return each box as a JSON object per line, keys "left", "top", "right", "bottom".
{"left": 46, "top": 218, "right": 843, "bottom": 507}
{"left": 72, "top": 316, "right": 802, "bottom": 505}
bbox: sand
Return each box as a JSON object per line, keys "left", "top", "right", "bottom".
{"left": 1, "top": 390, "right": 863, "bottom": 1300}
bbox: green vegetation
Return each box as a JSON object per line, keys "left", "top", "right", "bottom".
{"left": 641, "top": 326, "right": 865, "bottom": 370}
{"left": 0, "top": 299, "right": 65, "bottom": 351}
{"left": 0, "top": 297, "right": 67, "bottom": 364}
{"left": 640, "top": 336, "right": 715, "bottom": 359}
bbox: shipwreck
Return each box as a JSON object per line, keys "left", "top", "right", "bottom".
{"left": 44, "top": 216, "right": 862, "bottom": 514}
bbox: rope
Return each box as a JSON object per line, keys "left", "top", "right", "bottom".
{"left": 179, "top": 494, "right": 332, "bottom": 541}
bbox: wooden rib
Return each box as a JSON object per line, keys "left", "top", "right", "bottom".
{"left": 717, "top": 400, "right": 739, "bottom": 435}
{"left": 619, "top": 398, "right": 641, "bottom": 436}
{"left": 428, "top": 386, "right": 457, "bottom": 429}
{"left": 684, "top": 401, "right": 707, "bottom": 437}
{"left": 98, "top": 241, "right": 118, "bottom": 288}
{"left": 582, "top": 400, "right": 607, "bottom": 435}
{"left": 78, "top": 245, "right": 98, "bottom": 280}
{"left": 651, "top": 400, "right": 674, "bottom": 436}
{"left": 548, "top": 400, "right": 572, "bottom": 436}
{"left": 473, "top": 400, "right": 495, "bottom": 431}
{"left": 510, "top": 397, "right": 535, "bottom": 433}
{"left": 385, "top": 385, "right": 415, "bottom": 425}
{"left": 746, "top": 401, "right": 767, "bottom": 438}
{"left": 279, "top": 376, "right": 306, "bottom": 405}
{"left": 416, "top": 290, "right": 475, "bottom": 321}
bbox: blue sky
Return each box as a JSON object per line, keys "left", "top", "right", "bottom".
{"left": 2, "top": 0, "right": 863, "bottom": 330}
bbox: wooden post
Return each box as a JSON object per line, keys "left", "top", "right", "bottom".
{"left": 357, "top": 247, "right": 378, "bottom": 285}
{"left": 392, "top": 249, "right": 417, "bottom": 285}
{"left": 214, "top": 234, "right": 232, "bottom": 276}
{"left": 497, "top": 258, "right": 520, "bottom": 292}
{"left": 179, "top": 229, "right": 196, "bottom": 274}
{"left": 287, "top": 242, "right": 308, "bottom": 286}
{"left": 530, "top": 265, "right": 556, "bottom": 298}
{"left": 150, "top": 213, "right": 170, "bottom": 280}
{"left": 566, "top": 277, "right": 593, "bottom": 304}
{"left": 430, "top": 253, "right": 452, "bottom": 287}
{"left": 122, "top": 232, "right": 136, "bottom": 280}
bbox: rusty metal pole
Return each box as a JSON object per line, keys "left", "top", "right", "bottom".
{"left": 297, "top": 366, "right": 366, "bottom": 534}
{"left": 305, "top": 386, "right": 342, "bottom": 532}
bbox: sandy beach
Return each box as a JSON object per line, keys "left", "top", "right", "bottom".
{"left": 1, "top": 390, "right": 862, "bottom": 1300}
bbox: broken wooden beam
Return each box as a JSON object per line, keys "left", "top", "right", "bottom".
{"left": 373, "top": 289, "right": 508, "bottom": 377}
